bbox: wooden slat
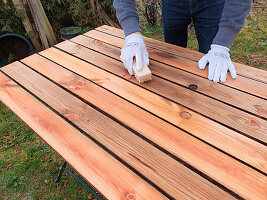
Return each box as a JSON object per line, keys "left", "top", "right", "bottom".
{"left": 96, "top": 25, "right": 203, "bottom": 61}
{"left": 52, "top": 41, "right": 267, "bottom": 144}
{"left": 0, "top": 69, "right": 168, "bottom": 200}
{"left": 96, "top": 25, "right": 267, "bottom": 84}
{"left": 71, "top": 35, "right": 267, "bottom": 119}
{"left": 1, "top": 62, "right": 238, "bottom": 200}
{"left": 21, "top": 53, "right": 267, "bottom": 199}
{"left": 84, "top": 30, "right": 267, "bottom": 99}
{"left": 38, "top": 47, "right": 267, "bottom": 174}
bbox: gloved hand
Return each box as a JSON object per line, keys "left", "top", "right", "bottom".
{"left": 198, "top": 44, "right": 237, "bottom": 82}
{"left": 120, "top": 33, "right": 149, "bottom": 75}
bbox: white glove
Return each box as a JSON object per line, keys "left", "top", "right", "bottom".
{"left": 120, "top": 33, "right": 149, "bottom": 75}
{"left": 198, "top": 44, "right": 237, "bottom": 82}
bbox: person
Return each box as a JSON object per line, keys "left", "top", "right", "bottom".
{"left": 113, "top": 0, "right": 252, "bottom": 82}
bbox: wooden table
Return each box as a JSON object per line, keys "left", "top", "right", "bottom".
{"left": 0, "top": 25, "right": 266, "bottom": 200}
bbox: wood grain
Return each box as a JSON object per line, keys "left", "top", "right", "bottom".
{"left": 0, "top": 70, "right": 168, "bottom": 200}
{"left": 71, "top": 35, "right": 267, "bottom": 119}
{"left": 21, "top": 53, "right": 267, "bottom": 199}
{"left": 96, "top": 25, "right": 267, "bottom": 84}
{"left": 2, "top": 62, "right": 238, "bottom": 200}
{"left": 51, "top": 42, "right": 267, "bottom": 144}
{"left": 38, "top": 47, "right": 267, "bottom": 173}
{"left": 84, "top": 30, "right": 267, "bottom": 99}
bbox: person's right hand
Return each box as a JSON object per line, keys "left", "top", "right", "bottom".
{"left": 120, "top": 33, "right": 149, "bottom": 75}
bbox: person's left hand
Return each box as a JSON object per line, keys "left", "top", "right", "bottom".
{"left": 198, "top": 44, "right": 237, "bottom": 82}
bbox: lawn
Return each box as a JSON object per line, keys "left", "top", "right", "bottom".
{"left": 0, "top": 5, "right": 266, "bottom": 200}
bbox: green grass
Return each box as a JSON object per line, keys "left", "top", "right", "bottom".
{"left": 0, "top": 6, "right": 266, "bottom": 200}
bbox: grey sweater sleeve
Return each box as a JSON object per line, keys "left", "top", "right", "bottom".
{"left": 113, "top": 0, "right": 141, "bottom": 36}
{"left": 213, "top": 0, "right": 252, "bottom": 48}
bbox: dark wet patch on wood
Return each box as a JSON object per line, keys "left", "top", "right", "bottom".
{"left": 154, "top": 50, "right": 176, "bottom": 59}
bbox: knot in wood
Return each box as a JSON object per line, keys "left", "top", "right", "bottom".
{"left": 0, "top": 80, "right": 17, "bottom": 88}
{"left": 258, "top": 109, "right": 267, "bottom": 114}
{"left": 254, "top": 105, "right": 267, "bottom": 114}
{"left": 249, "top": 119, "right": 259, "bottom": 126}
{"left": 180, "top": 111, "right": 192, "bottom": 119}
{"left": 126, "top": 193, "right": 136, "bottom": 200}
{"left": 94, "top": 40, "right": 103, "bottom": 45}
{"left": 123, "top": 74, "right": 132, "bottom": 80}
{"left": 188, "top": 84, "right": 198, "bottom": 91}
{"left": 63, "top": 113, "right": 80, "bottom": 121}
{"left": 68, "top": 45, "right": 81, "bottom": 54}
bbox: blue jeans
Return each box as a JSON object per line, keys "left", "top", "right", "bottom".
{"left": 162, "top": 0, "right": 225, "bottom": 53}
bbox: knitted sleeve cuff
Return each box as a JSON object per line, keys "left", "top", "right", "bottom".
{"left": 120, "top": 16, "right": 141, "bottom": 37}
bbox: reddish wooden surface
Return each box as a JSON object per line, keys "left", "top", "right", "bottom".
{"left": 0, "top": 71, "right": 167, "bottom": 200}
{"left": 38, "top": 47, "right": 267, "bottom": 173}
{"left": 2, "top": 62, "right": 235, "bottom": 200}
{"left": 22, "top": 54, "right": 267, "bottom": 199}
{"left": 1, "top": 26, "right": 266, "bottom": 200}
{"left": 53, "top": 40, "right": 267, "bottom": 144}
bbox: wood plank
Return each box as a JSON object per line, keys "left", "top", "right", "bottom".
{"left": 0, "top": 69, "right": 168, "bottom": 200}
{"left": 1, "top": 62, "right": 238, "bottom": 200}
{"left": 51, "top": 42, "right": 267, "bottom": 144}
{"left": 96, "top": 25, "right": 267, "bottom": 83}
{"left": 38, "top": 47, "right": 267, "bottom": 173}
{"left": 96, "top": 25, "right": 204, "bottom": 61}
{"left": 21, "top": 53, "right": 267, "bottom": 199}
{"left": 11, "top": 0, "right": 42, "bottom": 51}
{"left": 28, "top": 0, "right": 50, "bottom": 49}
{"left": 84, "top": 30, "right": 267, "bottom": 99}
{"left": 72, "top": 35, "right": 267, "bottom": 119}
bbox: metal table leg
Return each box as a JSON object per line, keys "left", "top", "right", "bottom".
{"left": 54, "top": 162, "right": 67, "bottom": 183}
{"left": 55, "top": 161, "right": 103, "bottom": 200}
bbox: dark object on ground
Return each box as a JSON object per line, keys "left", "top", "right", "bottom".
{"left": 60, "top": 27, "right": 81, "bottom": 40}
{"left": 141, "top": 0, "right": 161, "bottom": 27}
{"left": 0, "top": 34, "right": 34, "bottom": 66}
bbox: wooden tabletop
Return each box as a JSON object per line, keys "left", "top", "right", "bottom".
{"left": 0, "top": 25, "right": 266, "bottom": 200}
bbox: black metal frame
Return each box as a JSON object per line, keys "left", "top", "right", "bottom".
{"left": 55, "top": 161, "right": 103, "bottom": 200}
